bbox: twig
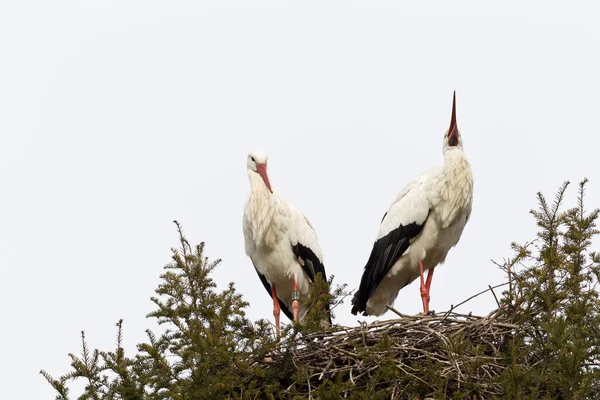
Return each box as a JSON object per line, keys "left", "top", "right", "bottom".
{"left": 385, "top": 304, "right": 404, "bottom": 318}
{"left": 451, "top": 282, "right": 509, "bottom": 311}
{"left": 489, "top": 284, "right": 501, "bottom": 308}
{"left": 260, "top": 284, "right": 522, "bottom": 397}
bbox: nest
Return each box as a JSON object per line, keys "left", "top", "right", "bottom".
{"left": 262, "top": 289, "right": 518, "bottom": 398}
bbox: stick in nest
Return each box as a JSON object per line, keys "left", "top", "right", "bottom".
{"left": 260, "top": 283, "right": 520, "bottom": 397}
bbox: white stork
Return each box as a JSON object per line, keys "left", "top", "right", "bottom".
{"left": 351, "top": 92, "right": 473, "bottom": 316}
{"left": 243, "top": 149, "right": 331, "bottom": 336}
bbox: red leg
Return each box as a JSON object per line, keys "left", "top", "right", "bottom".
{"left": 424, "top": 266, "right": 435, "bottom": 313}
{"left": 292, "top": 274, "right": 299, "bottom": 322}
{"left": 271, "top": 285, "right": 281, "bottom": 338}
{"left": 419, "top": 260, "right": 431, "bottom": 314}
{"left": 425, "top": 266, "right": 435, "bottom": 291}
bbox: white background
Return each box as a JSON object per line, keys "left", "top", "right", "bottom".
{"left": 1, "top": 1, "right": 599, "bottom": 397}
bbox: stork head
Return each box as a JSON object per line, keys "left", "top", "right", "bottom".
{"left": 247, "top": 149, "right": 272, "bottom": 193}
{"left": 443, "top": 91, "right": 463, "bottom": 152}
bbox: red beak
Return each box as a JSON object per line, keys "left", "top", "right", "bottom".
{"left": 448, "top": 91, "right": 459, "bottom": 146}
{"left": 256, "top": 164, "right": 272, "bottom": 193}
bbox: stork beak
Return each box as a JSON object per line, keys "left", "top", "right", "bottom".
{"left": 256, "top": 164, "right": 272, "bottom": 193}
{"left": 447, "top": 91, "right": 459, "bottom": 147}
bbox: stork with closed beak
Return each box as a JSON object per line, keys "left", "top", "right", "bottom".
{"left": 351, "top": 92, "right": 473, "bottom": 316}
{"left": 243, "top": 150, "right": 332, "bottom": 336}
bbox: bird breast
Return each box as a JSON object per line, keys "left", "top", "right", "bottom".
{"left": 433, "top": 153, "right": 473, "bottom": 230}
{"left": 243, "top": 175, "right": 288, "bottom": 252}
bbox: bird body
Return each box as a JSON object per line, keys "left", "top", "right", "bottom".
{"left": 351, "top": 93, "right": 473, "bottom": 316}
{"left": 243, "top": 150, "right": 330, "bottom": 328}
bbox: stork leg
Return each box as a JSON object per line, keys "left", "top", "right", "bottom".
{"left": 419, "top": 260, "right": 435, "bottom": 314}
{"left": 270, "top": 285, "right": 281, "bottom": 338}
{"left": 292, "top": 273, "right": 300, "bottom": 323}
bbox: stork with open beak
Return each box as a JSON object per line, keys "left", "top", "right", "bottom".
{"left": 351, "top": 92, "right": 473, "bottom": 316}
{"left": 243, "top": 150, "right": 332, "bottom": 336}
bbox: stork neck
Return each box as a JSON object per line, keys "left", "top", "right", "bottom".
{"left": 443, "top": 147, "right": 467, "bottom": 168}
{"left": 441, "top": 148, "right": 471, "bottom": 186}
{"left": 246, "top": 170, "right": 287, "bottom": 249}
{"left": 248, "top": 170, "right": 273, "bottom": 197}
{"left": 437, "top": 147, "right": 473, "bottom": 228}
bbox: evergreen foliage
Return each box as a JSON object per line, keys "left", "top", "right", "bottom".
{"left": 41, "top": 221, "right": 277, "bottom": 399}
{"left": 497, "top": 179, "right": 600, "bottom": 398}
{"left": 42, "top": 181, "right": 600, "bottom": 399}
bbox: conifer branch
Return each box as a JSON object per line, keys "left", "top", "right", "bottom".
{"left": 42, "top": 179, "right": 600, "bottom": 398}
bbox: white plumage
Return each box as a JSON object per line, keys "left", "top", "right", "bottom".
{"left": 243, "top": 149, "right": 330, "bottom": 333}
{"left": 351, "top": 92, "right": 474, "bottom": 316}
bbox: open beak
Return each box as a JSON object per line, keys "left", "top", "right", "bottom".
{"left": 256, "top": 164, "right": 272, "bottom": 193}
{"left": 448, "top": 91, "right": 459, "bottom": 147}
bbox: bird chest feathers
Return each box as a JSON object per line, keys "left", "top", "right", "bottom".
{"left": 434, "top": 152, "right": 473, "bottom": 230}
{"left": 244, "top": 187, "right": 288, "bottom": 252}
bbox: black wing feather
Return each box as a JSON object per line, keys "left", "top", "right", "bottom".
{"left": 251, "top": 261, "right": 294, "bottom": 321}
{"left": 351, "top": 214, "right": 429, "bottom": 316}
{"left": 291, "top": 243, "right": 320, "bottom": 281}
{"left": 291, "top": 243, "right": 332, "bottom": 324}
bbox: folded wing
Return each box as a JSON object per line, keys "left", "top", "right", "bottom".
{"left": 287, "top": 205, "right": 332, "bottom": 323}
{"left": 351, "top": 171, "right": 435, "bottom": 316}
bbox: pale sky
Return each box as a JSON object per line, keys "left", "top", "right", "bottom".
{"left": 2, "top": 1, "right": 600, "bottom": 397}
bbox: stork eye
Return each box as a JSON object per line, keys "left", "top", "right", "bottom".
{"left": 251, "top": 156, "right": 255, "bottom": 162}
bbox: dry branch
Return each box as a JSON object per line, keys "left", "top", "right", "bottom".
{"left": 260, "top": 285, "right": 518, "bottom": 398}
